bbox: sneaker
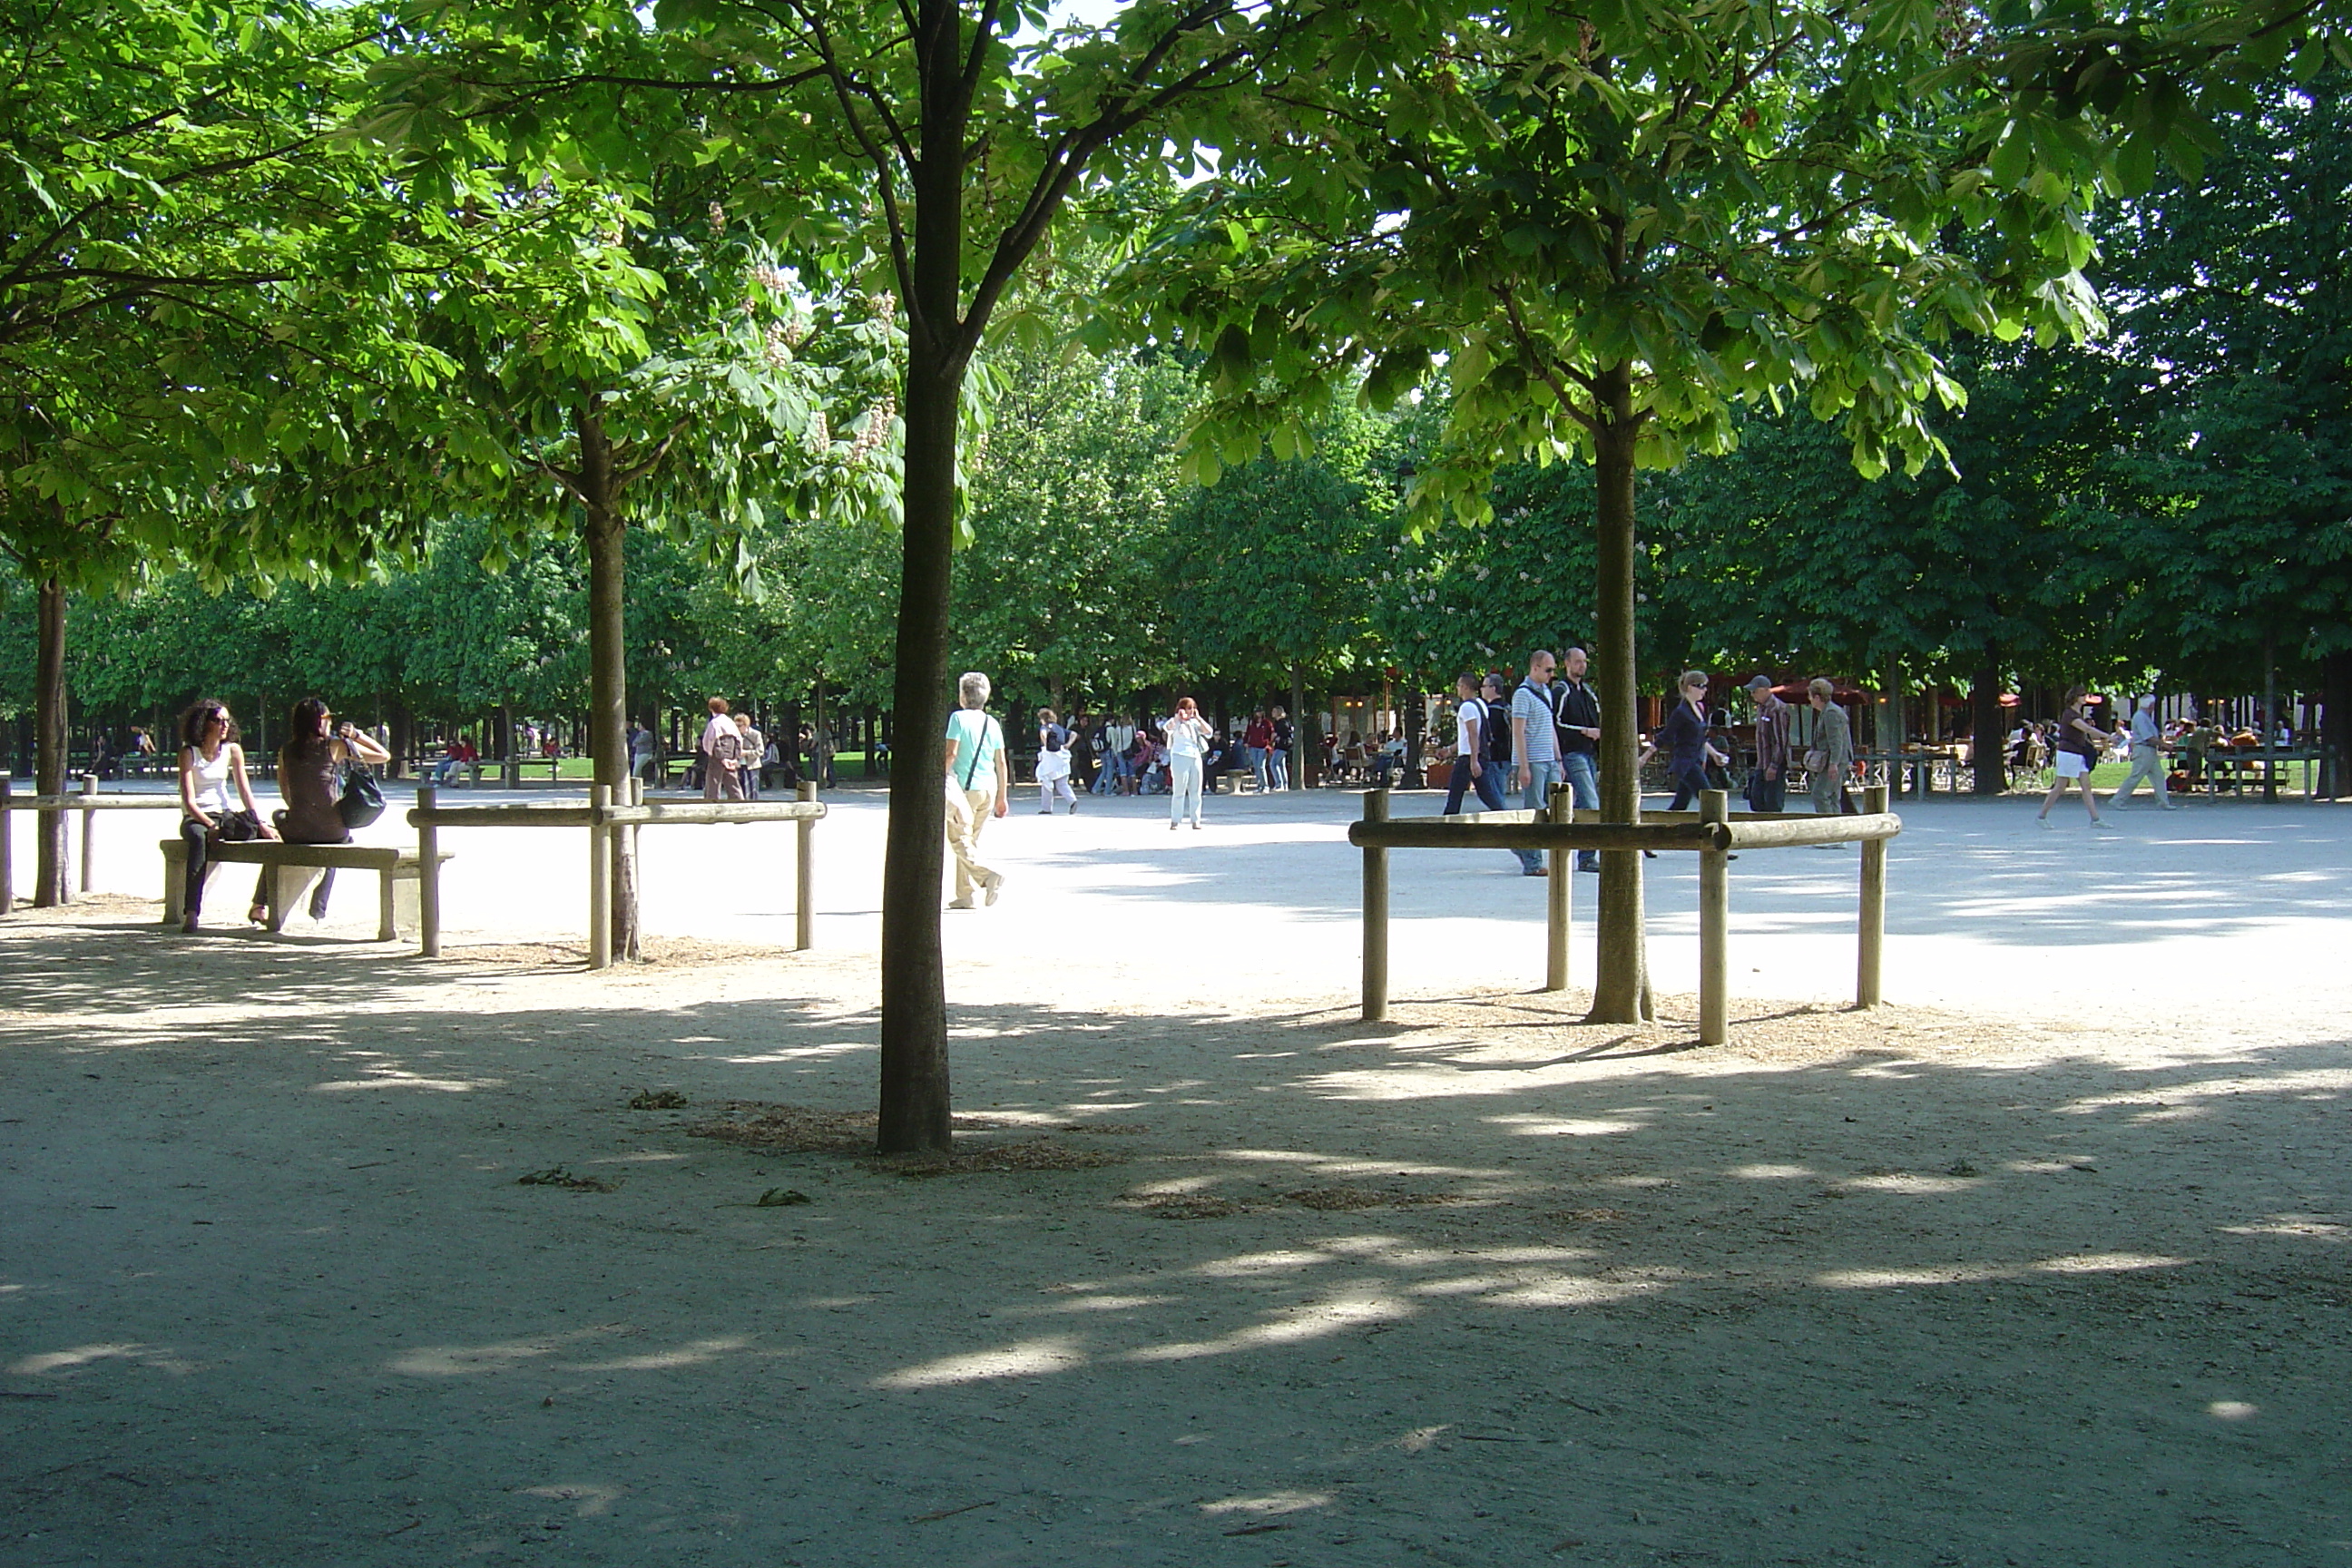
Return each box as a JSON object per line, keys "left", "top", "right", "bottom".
{"left": 2091, "top": 818, "right": 2117, "bottom": 831}
{"left": 946, "top": 899, "right": 975, "bottom": 910}
{"left": 2036, "top": 818, "right": 2052, "bottom": 830}
{"left": 1524, "top": 866, "right": 1548, "bottom": 877}
{"left": 984, "top": 873, "right": 1004, "bottom": 906}
{"left": 1576, "top": 863, "right": 1600, "bottom": 874}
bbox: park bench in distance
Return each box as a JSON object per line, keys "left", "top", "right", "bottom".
{"left": 159, "top": 838, "right": 453, "bottom": 941}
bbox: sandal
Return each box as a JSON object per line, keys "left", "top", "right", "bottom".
{"left": 247, "top": 905, "right": 270, "bottom": 927}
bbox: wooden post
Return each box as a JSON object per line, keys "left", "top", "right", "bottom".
{"left": 588, "top": 783, "right": 612, "bottom": 970}
{"left": 1544, "top": 783, "right": 1573, "bottom": 991}
{"left": 1, "top": 773, "right": 14, "bottom": 914}
{"left": 416, "top": 785, "right": 442, "bottom": 958}
{"left": 1361, "top": 788, "right": 1389, "bottom": 1022}
{"left": 78, "top": 773, "right": 97, "bottom": 894}
{"left": 1857, "top": 783, "right": 1888, "bottom": 1008}
{"left": 795, "top": 779, "right": 817, "bottom": 951}
{"left": 1699, "top": 789, "right": 1730, "bottom": 1046}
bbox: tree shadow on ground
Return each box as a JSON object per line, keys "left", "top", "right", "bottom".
{"left": 3, "top": 916, "right": 2347, "bottom": 1567}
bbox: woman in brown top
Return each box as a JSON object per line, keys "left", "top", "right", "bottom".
{"left": 257, "top": 697, "right": 392, "bottom": 924}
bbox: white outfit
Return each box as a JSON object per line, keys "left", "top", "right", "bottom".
{"left": 187, "top": 745, "right": 233, "bottom": 815}
{"left": 1164, "top": 713, "right": 1211, "bottom": 826}
{"left": 1035, "top": 733, "right": 1075, "bottom": 813}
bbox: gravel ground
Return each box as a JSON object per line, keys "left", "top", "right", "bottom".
{"left": 3, "top": 784, "right": 2348, "bottom": 1565}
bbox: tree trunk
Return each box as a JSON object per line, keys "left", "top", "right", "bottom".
{"left": 387, "top": 701, "right": 413, "bottom": 780}
{"left": 2322, "top": 648, "right": 2349, "bottom": 799}
{"left": 1289, "top": 666, "right": 1307, "bottom": 789}
{"left": 578, "top": 403, "right": 641, "bottom": 960}
{"left": 876, "top": 22, "right": 977, "bottom": 1155}
{"left": 1586, "top": 361, "right": 1652, "bottom": 1024}
{"left": 1971, "top": 649, "right": 2006, "bottom": 794}
{"left": 33, "top": 577, "right": 69, "bottom": 906}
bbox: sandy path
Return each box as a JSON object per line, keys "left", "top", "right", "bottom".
{"left": 3, "top": 784, "right": 2349, "bottom": 1564}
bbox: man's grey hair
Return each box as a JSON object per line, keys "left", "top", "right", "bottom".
{"left": 956, "top": 671, "right": 992, "bottom": 707}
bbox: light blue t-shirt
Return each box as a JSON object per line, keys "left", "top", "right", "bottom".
{"left": 946, "top": 708, "right": 1003, "bottom": 790}
{"left": 1511, "top": 682, "right": 1561, "bottom": 765}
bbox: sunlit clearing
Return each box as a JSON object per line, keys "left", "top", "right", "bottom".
{"left": 568, "top": 1336, "right": 758, "bottom": 1371}
{"left": 310, "top": 1069, "right": 501, "bottom": 1093}
{"left": 1817, "top": 1266, "right": 2005, "bottom": 1289}
{"left": 1485, "top": 1115, "right": 1645, "bottom": 1137}
{"left": 11, "top": 1341, "right": 147, "bottom": 1375}
{"left": 872, "top": 1335, "right": 1086, "bottom": 1388}
{"left": 1198, "top": 1491, "right": 1333, "bottom": 1517}
{"left": 517, "top": 1484, "right": 625, "bottom": 1517}
{"left": 2033, "top": 1252, "right": 2192, "bottom": 1273}
{"left": 1124, "top": 1289, "right": 1407, "bottom": 1362}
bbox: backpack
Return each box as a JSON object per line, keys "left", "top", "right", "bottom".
{"left": 1044, "top": 724, "right": 1065, "bottom": 753}
{"left": 1485, "top": 695, "right": 1515, "bottom": 764}
{"left": 709, "top": 728, "right": 742, "bottom": 771}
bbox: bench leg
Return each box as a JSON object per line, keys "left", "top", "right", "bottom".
{"left": 389, "top": 871, "right": 422, "bottom": 942}
{"left": 162, "top": 853, "right": 184, "bottom": 928}
{"left": 378, "top": 869, "right": 397, "bottom": 942}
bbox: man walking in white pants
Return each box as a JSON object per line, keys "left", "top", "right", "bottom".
{"left": 943, "top": 671, "right": 1008, "bottom": 908}
{"left": 2108, "top": 693, "right": 2178, "bottom": 810}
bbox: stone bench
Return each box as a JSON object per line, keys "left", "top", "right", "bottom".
{"left": 160, "top": 839, "right": 453, "bottom": 941}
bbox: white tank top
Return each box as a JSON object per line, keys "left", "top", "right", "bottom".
{"left": 186, "top": 745, "right": 232, "bottom": 814}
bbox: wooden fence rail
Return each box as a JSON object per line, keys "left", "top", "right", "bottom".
{"left": 1348, "top": 785, "right": 1899, "bottom": 1044}
{"left": 409, "top": 780, "right": 824, "bottom": 965}
{"left": 0, "top": 774, "right": 185, "bottom": 909}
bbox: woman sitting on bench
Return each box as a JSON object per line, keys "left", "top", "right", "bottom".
{"left": 176, "top": 699, "right": 279, "bottom": 934}
{"left": 264, "top": 698, "right": 392, "bottom": 926}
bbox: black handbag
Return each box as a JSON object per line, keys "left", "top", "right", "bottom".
{"left": 211, "top": 809, "right": 262, "bottom": 843}
{"left": 338, "top": 765, "right": 387, "bottom": 829}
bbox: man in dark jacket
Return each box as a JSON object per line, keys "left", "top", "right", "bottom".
{"left": 1745, "top": 675, "right": 1792, "bottom": 812}
{"left": 1553, "top": 647, "right": 1603, "bottom": 872}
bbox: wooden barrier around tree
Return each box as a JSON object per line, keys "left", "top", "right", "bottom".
{"left": 409, "top": 779, "right": 825, "bottom": 965}
{"left": 1348, "top": 785, "right": 1899, "bottom": 1044}
{"left": 0, "top": 774, "right": 185, "bottom": 910}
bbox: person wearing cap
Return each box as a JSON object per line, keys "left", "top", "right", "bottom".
{"left": 1746, "top": 675, "right": 1792, "bottom": 813}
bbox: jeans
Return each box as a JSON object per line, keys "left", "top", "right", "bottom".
{"left": 178, "top": 817, "right": 216, "bottom": 917}
{"left": 1169, "top": 753, "right": 1204, "bottom": 824}
{"left": 1247, "top": 746, "right": 1269, "bottom": 791}
{"left": 1665, "top": 762, "right": 1711, "bottom": 812}
{"left": 1514, "top": 759, "right": 1561, "bottom": 872}
{"left": 1442, "top": 756, "right": 1506, "bottom": 815}
{"left": 2111, "top": 743, "right": 2171, "bottom": 807}
{"left": 1748, "top": 769, "right": 1787, "bottom": 813}
{"left": 1560, "top": 750, "right": 1601, "bottom": 870}
{"left": 1269, "top": 746, "right": 1289, "bottom": 790}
